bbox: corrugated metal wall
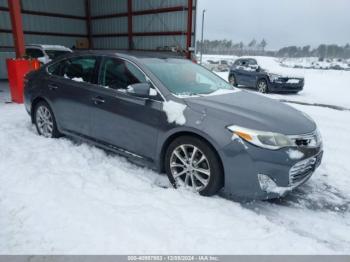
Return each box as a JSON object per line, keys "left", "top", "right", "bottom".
{"left": 0, "top": 0, "right": 7, "bottom": 7}
{"left": 90, "top": 0, "right": 127, "bottom": 16}
{"left": 0, "top": 1, "right": 14, "bottom": 78}
{"left": 0, "top": 0, "right": 87, "bottom": 79}
{"left": 21, "top": 0, "right": 85, "bottom": 16}
{"left": 91, "top": 0, "right": 195, "bottom": 51}
{"left": 1, "top": 0, "right": 196, "bottom": 79}
{"left": 21, "top": 0, "right": 87, "bottom": 45}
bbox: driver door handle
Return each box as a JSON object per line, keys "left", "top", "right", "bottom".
{"left": 48, "top": 84, "right": 58, "bottom": 90}
{"left": 92, "top": 96, "right": 105, "bottom": 105}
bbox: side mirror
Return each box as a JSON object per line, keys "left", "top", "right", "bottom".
{"left": 126, "top": 83, "right": 151, "bottom": 97}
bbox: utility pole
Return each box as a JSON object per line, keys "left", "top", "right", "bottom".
{"left": 200, "top": 9, "right": 206, "bottom": 64}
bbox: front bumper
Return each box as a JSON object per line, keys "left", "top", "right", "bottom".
{"left": 219, "top": 137, "right": 323, "bottom": 200}
{"left": 268, "top": 79, "right": 304, "bottom": 92}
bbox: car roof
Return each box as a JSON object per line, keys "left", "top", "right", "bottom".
{"left": 70, "top": 50, "right": 187, "bottom": 60}
{"left": 25, "top": 44, "right": 72, "bottom": 51}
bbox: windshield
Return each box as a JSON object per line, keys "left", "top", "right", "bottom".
{"left": 142, "top": 58, "right": 233, "bottom": 96}
{"left": 45, "top": 50, "right": 71, "bottom": 60}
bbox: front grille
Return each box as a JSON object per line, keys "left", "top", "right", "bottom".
{"left": 289, "top": 156, "right": 317, "bottom": 186}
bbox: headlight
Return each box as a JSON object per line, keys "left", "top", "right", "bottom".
{"left": 268, "top": 73, "right": 282, "bottom": 82}
{"left": 227, "top": 125, "right": 294, "bottom": 150}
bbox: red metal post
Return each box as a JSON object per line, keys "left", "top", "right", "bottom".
{"left": 8, "top": 0, "right": 25, "bottom": 58}
{"left": 85, "top": 0, "right": 93, "bottom": 49}
{"left": 186, "top": 0, "right": 193, "bottom": 59}
{"left": 127, "top": 0, "right": 133, "bottom": 50}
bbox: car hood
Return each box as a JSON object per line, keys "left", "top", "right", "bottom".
{"left": 184, "top": 91, "right": 316, "bottom": 135}
{"left": 263, "top": 69, "right": 304, "bottom": 79}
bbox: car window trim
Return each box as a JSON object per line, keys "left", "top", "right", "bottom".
{"left": 46, "top": 54, "right": 165, "bottom": 102}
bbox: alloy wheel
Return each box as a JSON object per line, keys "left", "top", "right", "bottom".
{"left": 36, "top": 105, "right": 54, "bottom": 138}
{"left": 229, "top": 76, "right": 235, "bottom": 86}
{"left": 258, "top": 80, "right": 267, "bottom": 93}
{"left": 170, "top": 144, "right": 211, "bottom": 192}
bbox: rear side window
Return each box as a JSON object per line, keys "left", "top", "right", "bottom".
{"left": 99, "top": 58, "right": 147, "bottom": 90}
{"left": 48, "top": 56, "right": 98, "bottom": 84}
{"left": 26, "top": 48, "right": 44, "bottom": 58}
{"left": 233, "top": 59, "right": 241, "bottom": 66}
{"left": 247, "top": 59, "right": 257, "bottom": 66}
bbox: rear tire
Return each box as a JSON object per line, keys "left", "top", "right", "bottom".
{"left": 165, "top": 136, "right": 223, "bottom": 196}
{"left": 257, "top": 79, "right": 268, "bottom": 93}
{"left": 34, "top": 101, "right": 61, "bottom": 138}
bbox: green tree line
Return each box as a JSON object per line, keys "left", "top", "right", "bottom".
{"left": 196, "top": 39, "right": 350, "bottom": 58}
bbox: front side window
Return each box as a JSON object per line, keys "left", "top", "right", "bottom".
{"left": 247, "top": 59, "right": 257, "bottom": 66}
{"left": 143, "top": 58, "right": 233, "bottom": 96}
{"left": 99, "top": 58, "right": 147, "bottom": 90}
{"left": 26, "top": 48, "right": 44, "bottom": 58}
{"left": 48, "top": 56, "right": 98, "bottom": 84}
{"left": 45, "top": 50, "right": 71, "bottom": 60}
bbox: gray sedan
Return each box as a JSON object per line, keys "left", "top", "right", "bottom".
{"left": 24, "top": 51, "right": 323, "bottom": 200}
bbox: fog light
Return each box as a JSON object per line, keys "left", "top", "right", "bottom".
{"left": 258, "top": 174, "right": 277, "bottom": 191}
{"left": 258, "top": 174, "right": 291, "bottom": 196}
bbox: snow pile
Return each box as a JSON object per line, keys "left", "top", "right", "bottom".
{"left": 0, "top": 102, "right": 349, "bottom": 254}
{"left": 1, "top": 73, "right": 350, "bottom": 254}
{"left": 72, "top": 77, "right": 84, "bottom": 82}
{"left": 286, "top": 149, "right": 304, "bottom": 160}
{"left": 163, "top": 100, "right": 186, "bottom": 125}
{"left": 40, "top": 45, "right": 72, "bottom": 51}
{"left": 242, "top": 56, "right": 304, "bottom": 78}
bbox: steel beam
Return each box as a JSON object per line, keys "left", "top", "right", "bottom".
{"left": 92, "top": 31, "right": 188, "bottom": 38}
{"left": 85, "top": 0, "right": 93, "bottom": 48}
{"left": 127, "top": 0, "right": 133, "bottom": 50}
{"left": 186, "top": 0, "right": 193, "bottom": 59}
{"left": 8, "top": 0, "right": 25, "bottom": 58}
{"left": 91, "top": 6, "right": 191, "bottom": 20}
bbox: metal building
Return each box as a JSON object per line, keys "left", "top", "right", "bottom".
{"left": 0, "top": 0, "right": 197, "bottom": 79}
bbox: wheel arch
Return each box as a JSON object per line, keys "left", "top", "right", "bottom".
{"left": 30, "top": 96, "right": 49, "bottom": 123}
{"left": 159, "top": 131, "right": 225, "bottom": 186}
{"left": 256, "top": 76, "right": 270, "bottom": 92}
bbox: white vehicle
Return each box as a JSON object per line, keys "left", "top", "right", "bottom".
{"left": 203, "top": 59, "right": 229, "bottom": 72}
{"left": 25, "top": 44, "right": 72, "bottom": 64}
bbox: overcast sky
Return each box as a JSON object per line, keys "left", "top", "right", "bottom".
{"left": 195, "top": 0, "right": 350, "bottom": 50}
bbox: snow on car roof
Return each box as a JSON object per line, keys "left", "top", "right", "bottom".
{"left": 26, "top": 44, "right": 72, "bottom": 51}
{"left": 240, "top": 56, "right": 304, "bottom": 78}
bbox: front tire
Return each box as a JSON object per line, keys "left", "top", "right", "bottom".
{"left": 229, "top": 75, "right": 237, "bottom": 87}
{"left": 165, "top": 136, "right": 223, "bottom": 196}
{"left": 257, "top": 79, "right": 268, "bottom": 93}
{"left": 34, "top": 101, "right": 60, "bottom": 138}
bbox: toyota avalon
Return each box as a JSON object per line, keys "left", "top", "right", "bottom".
{"left": 24, "top": 51, "right": 323, "bottom": 200}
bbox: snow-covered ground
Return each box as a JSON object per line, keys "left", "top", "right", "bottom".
{"left": 1, "top": 61, "right": 350, "bottom": 254}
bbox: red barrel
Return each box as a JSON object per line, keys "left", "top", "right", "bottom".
{"left": 6, "top": 58, "right": 40, "bottom": 104}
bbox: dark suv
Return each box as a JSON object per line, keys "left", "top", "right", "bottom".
{"left": 229, "top": 58, "right": 304, "bottom": 93}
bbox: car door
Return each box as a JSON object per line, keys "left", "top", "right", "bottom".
{"left": 45, "top": 55, "right": 100, "bottom": 137}
{"left": 234, "top": 59, "right": 250, "bottom": 85}
{"left": 244, "top": 59, "right": 259, "bottom": 87}
{"left": 89, "top": 57, "right": 162, "bottom": 161}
